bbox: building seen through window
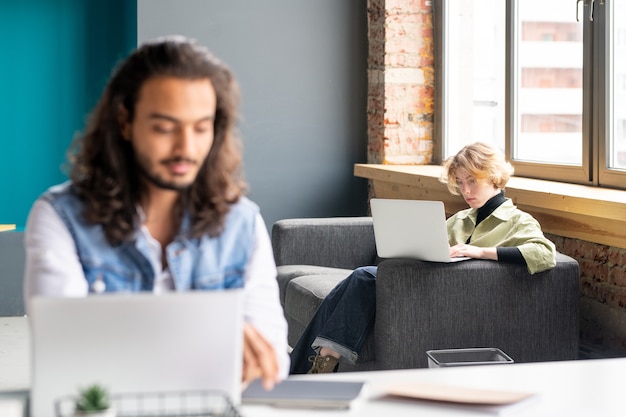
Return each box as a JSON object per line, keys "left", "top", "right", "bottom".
{"left": 440, "top": 0, "right": 626, "bottom": 186}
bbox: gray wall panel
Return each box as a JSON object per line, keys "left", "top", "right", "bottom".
{"left": 137, "top": 0, "right": 369, "bottom": 231}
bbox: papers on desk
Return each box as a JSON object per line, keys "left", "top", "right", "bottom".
{"left": 384, "top": 382, "right": 539, "bottom": 415}
{"left": 242, "top": 379, "right": 366, "bottom": 409}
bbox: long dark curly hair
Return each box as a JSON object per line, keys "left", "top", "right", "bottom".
{"left": 68, "top": 36, "right": 247, "bottom": 245}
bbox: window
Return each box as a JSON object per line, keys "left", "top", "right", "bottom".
{"left": 437, "top": 0, "right": 505, "bottom": 160}
{"left": 606, "top": 0, "right": 626, "bottom": 177}
{"left": 436, "top": 0, "right": 626, "bottom": 188}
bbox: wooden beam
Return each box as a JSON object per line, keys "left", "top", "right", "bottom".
{"left": 355, "top": 164, "right": 626, "bottom": 249}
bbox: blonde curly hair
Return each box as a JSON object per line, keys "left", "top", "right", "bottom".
{"left": 440, "top": 142, "right": 514, "bottom": 195}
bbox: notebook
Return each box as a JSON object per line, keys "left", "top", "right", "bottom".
{"left": 242, "top": 379, "right": 366, "bottom": 409}
{"left": 370, "top": 198, "right": 469, "bottom": 263}
{"left": 28, "top": 290, "right": 244, "bottom": 417}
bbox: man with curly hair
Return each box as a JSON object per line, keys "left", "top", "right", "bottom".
{"left": 23, "top": 36, "right": 289, "bottom": 389}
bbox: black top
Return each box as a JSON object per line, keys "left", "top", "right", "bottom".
{"left": 475, "top": 190, "right": 506, "bottom": 225}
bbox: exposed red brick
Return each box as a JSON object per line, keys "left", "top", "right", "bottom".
{"left": 609, "top": 267, "right": 626, "bottom": 287}
{"left": 368, "top": 0, "right": 434, "bottom": 165}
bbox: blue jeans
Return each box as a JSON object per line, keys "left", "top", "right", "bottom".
{"left": 289, "top": 266, "right": 377, "bottom": 374}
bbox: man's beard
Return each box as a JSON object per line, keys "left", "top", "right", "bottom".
{"left": 135, "top": 155, "right": 199, "bottom": 191}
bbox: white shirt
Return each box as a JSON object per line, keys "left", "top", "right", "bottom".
{"left": 23, "top": 199, "right": 290, "bottom": 378}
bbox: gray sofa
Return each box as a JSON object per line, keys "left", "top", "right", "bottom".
{"left": 0, "top": 231, "right": 26, "bottom": 316}
{"left": 272, "top": 217, "right": 581, "bottom": 371}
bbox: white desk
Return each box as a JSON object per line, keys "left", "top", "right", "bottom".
{"left": 0, "top": 317, "right": 29, "bottom": 391}
{"left": 250, "top": 359, "right": 621, "bottom": 416}
{"left": 1, "top": 316, "right": 624, "bottom": 416}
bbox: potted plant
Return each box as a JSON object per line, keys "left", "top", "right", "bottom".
{"left": 73, "top": 383, "right": 116, "bottom": 417}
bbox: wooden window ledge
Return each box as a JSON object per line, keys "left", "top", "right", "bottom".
{"left": 355, "top": 163, "right": 626, "bottom": 250}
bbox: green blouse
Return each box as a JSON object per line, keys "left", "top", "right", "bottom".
{"left": 446, "top": 198, "right": 556, "bottom": 274}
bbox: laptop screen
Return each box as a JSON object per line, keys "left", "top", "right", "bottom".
{"left": 370, "top": 198, "right": 468, "bottom": 263}
{"left": 29, "top": 290, "right": 243, "bottom": 417}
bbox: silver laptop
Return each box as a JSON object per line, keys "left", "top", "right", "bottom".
{"left": 370, "top": 198, "right": 469, "bottom": 263}
{"left": 29, "top": 290, "right": 244, "bottom": 417}
{"left": 242, "top": 379, "right": 365, "bottom": 409}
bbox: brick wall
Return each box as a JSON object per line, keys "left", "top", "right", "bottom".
{"left": 367, "top": 0, "right": 434, "bottom": 164}
{"left": 368, "top": 0, "right": 626, "bottom": 355}
{"left": 550, "top": 234, "right": 626, "bottom": 354}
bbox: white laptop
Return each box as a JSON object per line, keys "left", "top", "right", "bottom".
{"left": 370, "top": 198, "right": 469, "bottom": 263}
{"left": 28, "top": 290, "right": 244, "bottom": 417}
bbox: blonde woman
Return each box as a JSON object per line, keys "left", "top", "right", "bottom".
{"left": 290, "top": 141, "right": 556, "bottom": 374}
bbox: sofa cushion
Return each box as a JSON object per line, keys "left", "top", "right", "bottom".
{"left": 276, "top": 265, "right": 353, "bottom": 307}
{"left": 283, "top": 271, "right": 377, "bottom": 366}
{"left": 272, "top": 218, "right": 378, "bottom": 269}
{"left": 284, "top": 273, "right": 351, "bottom": 327}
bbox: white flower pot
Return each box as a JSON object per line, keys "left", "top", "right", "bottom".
{"left": 73, "top": 408, "right": 116, "bottom": 417}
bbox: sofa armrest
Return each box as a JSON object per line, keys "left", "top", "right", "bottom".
{"left": 271, "top": 217, "right": 377, "bottom": 269}
{"left": 373, "top": 253, "right": 580, "bottom": 369}
{"left": 0, "top": 231, "right": 26, "bottom": 316}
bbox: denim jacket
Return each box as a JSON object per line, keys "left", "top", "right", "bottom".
{"left": 42, "top": 182, "right": 257, "bottom": 293}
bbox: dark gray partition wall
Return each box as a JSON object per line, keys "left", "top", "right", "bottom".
{"left": 137, "top": 1, "right": 369, "bottom": 230}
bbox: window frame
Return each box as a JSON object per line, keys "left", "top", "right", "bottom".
{"left": 597, "top": 0, "right": 624, "bottom": 188}
{"left": 505, "top": 0, "right": 593, "bottom": 185}
{"left": 434, "top": 0, "right": 625, "bottom": 189}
